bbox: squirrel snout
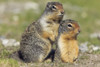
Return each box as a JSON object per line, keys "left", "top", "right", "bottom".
{"left": 58, "top": 11, "right": 64, "bottom": 16}
{"left": 61, "top": 11, "right": 64, "bottom": 15}
{"left": 60, "top": 11, "right": 64, "bottom": 16}
{"left": 76, "top": 29, "right": 80, "bottom": 35}
{"left": 77, "top": 29, "right": 80, "bottom": 34}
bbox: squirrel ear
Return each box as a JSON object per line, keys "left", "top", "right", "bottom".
{"left": 47, "top": 2, "right": 51, "bottom": 4}
{"left": 47, "top": 2, "right": 51, "bottom": 8}
{"left": 60, "top": 21, "right": 64, "bottom": 26}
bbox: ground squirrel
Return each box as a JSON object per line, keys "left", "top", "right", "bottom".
{"left": 12, "top": 2, "right": 64, "bottom": 63}
{"left": 54, "top": 19, "right": 80, "bottom": 63}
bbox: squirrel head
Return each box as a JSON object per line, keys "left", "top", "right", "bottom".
{"left": 44, "top": 2, "right": 64, "bottom": 22}
{"left": 59, "top": 19, "right": 80, "bottom": 39}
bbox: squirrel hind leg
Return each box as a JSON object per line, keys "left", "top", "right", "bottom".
{"left": 38, "top": 54, "right": 45, "bottom": 62}
{"left": 44, "top": 49, "right": 55, "bottom": 62}
{"left": 18, "top": 50, "right": 34, "bottom": 63}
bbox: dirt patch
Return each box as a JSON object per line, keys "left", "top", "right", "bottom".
{"left": 18, "top": 53, "right": 100, "bottom": 67}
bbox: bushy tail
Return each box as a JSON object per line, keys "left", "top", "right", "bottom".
{"left": 9, "top": 51, "right": 23, "bottom": 62}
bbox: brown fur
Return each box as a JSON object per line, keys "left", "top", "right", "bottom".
{"left": 41, "top": 23, "right": 59, "bottom": 41}
{"left": 55, "top": 19, "right": 80, "bottom": 63}
{"left": 10, "top": 2, "right": 64, "bottom": 63}
{"left": 59, "top": 34, "right": 79, "bottom": 63}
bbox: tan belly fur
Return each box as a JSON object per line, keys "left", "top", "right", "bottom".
{"left": 58, "top": 35, "right": 79, "bottom": 63}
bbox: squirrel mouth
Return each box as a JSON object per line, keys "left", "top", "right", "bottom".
{"left": 58, "top": 14, "right": 63, "bottom": 17}
{"left": 58, "top": 11, "right": 64, "bottom": 16}
{"left": 76, "top": 30, "right": 80, "bottom": 35}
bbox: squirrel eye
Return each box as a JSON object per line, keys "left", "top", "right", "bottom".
{"left": 68, "top": 24, "right": 72, "bottom": 27}
{"left": 52, "top": 5, "right": 56, "bottom": 10}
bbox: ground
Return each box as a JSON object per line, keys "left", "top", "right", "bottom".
{"left": 0, "top": 0, "right": 100, "bottom": 67}
{"left": 1, "top": 46, "right": 100, "bottom": 67}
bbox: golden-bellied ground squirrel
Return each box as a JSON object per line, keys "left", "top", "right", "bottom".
{"left": 54, "top": 19, "right": 80, "bottom": 63}
{"left": 11, "top": 2, "right": 64, "bottom": 63}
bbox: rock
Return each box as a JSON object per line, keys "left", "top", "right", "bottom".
{"left": 89, "top": 45, "right": 100, "bottom": 51}
{"left": 2, "top": 39, "right": 9, "bottom": 46}
{"left": 0, "top": 36, "right": 20, "bottom": 47}
{"left": 90, "top": 32, "right": 100, "bottom": 38}
{"left": 92, "top": 46, "right": 99, "bottom": 51}
{"left": 14, "top": 42, "right": 20, "bottom": 46}
{"left": 79, "top": 42, "right": 89, "bottom": 53}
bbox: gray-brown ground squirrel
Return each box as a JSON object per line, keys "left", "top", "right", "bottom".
{"left": 11, "top": 2, "right": 64, "bottom": 63}
{"left": 54, "top": 19, "right": 80, "bottom": 63}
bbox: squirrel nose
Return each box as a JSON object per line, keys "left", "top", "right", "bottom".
{"left": 78, "top": 29, "right": 80, "bottom": 33}
{"left": 61, "top": 11, "right": 64, "bottom": 15}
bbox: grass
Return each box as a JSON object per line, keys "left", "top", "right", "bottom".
{"left": 0, "top": 0, "right": 100, "bottom": 43}
{"left": 0, "top": 43, "right": 20, "bottom": 67}
{"left": 0, "top": 0, "right": 100, "bottom": 67}
{"left": 0, "top": 58, "right": 19, "bottom": 67}
{"left": 0, "top": 10, "right": 41, "bottom": 40}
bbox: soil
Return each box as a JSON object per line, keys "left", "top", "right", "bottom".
{"left": 19, "top": 53, "right": 100, "bottom": 67}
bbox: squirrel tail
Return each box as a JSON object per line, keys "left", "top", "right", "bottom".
{"left": 9, "top": 51, "right": 24, "bottom": 62}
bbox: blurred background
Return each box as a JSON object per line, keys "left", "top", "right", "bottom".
{"left": 0, "top": 0, "right": 100, "bottom": 66}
